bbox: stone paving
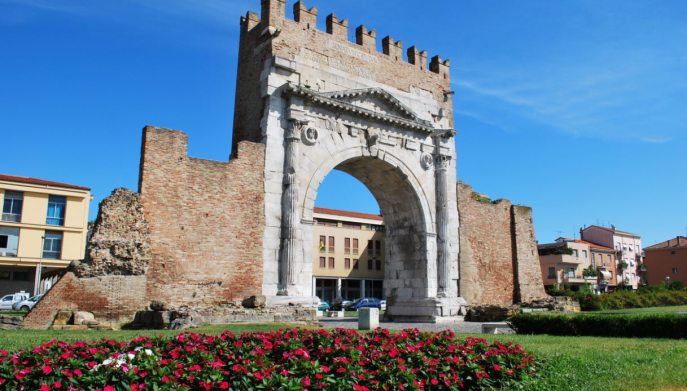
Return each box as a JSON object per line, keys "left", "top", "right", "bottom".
{"left": 318, "top": 317, "right": 486, "bottom": 333}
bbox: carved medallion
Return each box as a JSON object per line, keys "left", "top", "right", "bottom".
{"left": 301, "top": 126, "right": 319, "bottom": 145}
{"left": 420, "top": 152, "right": 434, "bottom": 170}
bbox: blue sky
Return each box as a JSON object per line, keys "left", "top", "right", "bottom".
{"left": 1, "top": 0, "right": 685, "bottom": 246}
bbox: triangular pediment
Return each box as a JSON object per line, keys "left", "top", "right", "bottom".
{"left": 284, "top": 84, "right": 435, "bottom": 133}
{"left": 322, "top": 88, "right": 422, "bottom": 122}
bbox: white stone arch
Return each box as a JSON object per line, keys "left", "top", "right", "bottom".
{"left": 301, "top": 146, "right": 435, "bottom": 234}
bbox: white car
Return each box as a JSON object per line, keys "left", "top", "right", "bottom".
{"left": 0, "top": 291, "right": 30, "bottom": 310}
{"left": 13, "top": 294, "right": 44, "bottom": 311}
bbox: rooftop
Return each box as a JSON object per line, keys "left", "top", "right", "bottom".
{"left": 645, "top": 236, "right": 687, "bottom": 250}
{"left": 0, "top": 174, "right": 90, "bottom": 191}
{"left": 314, "top": 207, "right": 383, "bottom": 222}
{"left": 582, "top": 225, "right": 640, "bottom": 238}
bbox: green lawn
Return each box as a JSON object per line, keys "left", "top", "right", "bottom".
{"left": 1, "top": 324, "right": 686, "bottom": 390}
{"left": 592, "top": 305, "right": 687, "bottom": 315}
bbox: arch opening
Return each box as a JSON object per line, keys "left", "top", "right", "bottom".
{"left": 303, "top": 154, "right": 434, "bottom": 309}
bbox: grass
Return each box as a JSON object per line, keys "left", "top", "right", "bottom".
{"left": 494, "top": 334, "right": 687, "bottom": 391}
{"left": 1, "top": 324, "right": 686, "bottom": 390}
{"left": 592, "top": 305, "right": 687, "bottom": 315}
{"left": 0, "top": 310, "right": 27, "bottom": 317}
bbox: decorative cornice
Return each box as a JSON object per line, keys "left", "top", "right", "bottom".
{"left": 284, "top": 83, "right": 436, "bottom": 134}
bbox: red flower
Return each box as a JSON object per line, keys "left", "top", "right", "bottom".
{"left": 302, "top": 377, "right": 311, "bottom": 386}
{"left": 53, "top": 381, "right": 62, "bottom": 389}
{"left": 40, "top": 385, "right": 51, "bottom": 391}
{"left": 42, "top": 366, "right": 53, "bottom": 375}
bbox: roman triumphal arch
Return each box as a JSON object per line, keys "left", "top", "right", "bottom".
{"left": 233, "top": 1, "right": 467, "bottom": 320}
{"left": 261, "top": 83, "right": 464, "bottom": 320}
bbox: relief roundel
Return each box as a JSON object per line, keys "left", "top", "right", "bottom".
{"left": 420, "top": 152, "right": 434, "bottom": 170}
{"left": 301, "top": 126, "right": 319, "bottom": 145}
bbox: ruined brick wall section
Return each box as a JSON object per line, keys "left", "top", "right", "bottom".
{"left": 457, "top": 183, "right": 515, "bottom": 306}
{"left": 511, "top": 206, "right": 548, "bottom": 302}
{"left": 139, "top": 126, "right": 266, "bottom": 309}
{"left": 23, "top": 272, "right": 147, "bottom": 329}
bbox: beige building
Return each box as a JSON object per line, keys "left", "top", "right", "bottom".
{"left": 312, "top": 207, "right": 384, "bottom": 303}
{"left": 0, "top": 174, "right": 91, "bottom": 296}
{"left": 539, "top": 238, "right": 616, "bottom": 292}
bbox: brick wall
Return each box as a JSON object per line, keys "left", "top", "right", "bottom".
{"left": 139, "top": 126, "right": 266, "bottom": 309}
{"left": 24, "top": 272, "right": 147, "bottom": 329}
{"left": 511, "top": 205, "right": 548, "bottom": 302}
{"left": 457, "top": 183, "right": 546, "bottom": 305}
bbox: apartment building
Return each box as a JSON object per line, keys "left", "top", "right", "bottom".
{"left": 581, "top": 225, "right": 642, "bottom": 289}
{"left": 0, "top": 174, "right": 91, "bottom": 296}
{"left": 538, "top": 238, "right": 615, "bottom": 292}
{"left": 643, "top": 236, "right": 687, "bottom": 286}
{"left": 312, "top": 207, "right": 384, "bottom": 303}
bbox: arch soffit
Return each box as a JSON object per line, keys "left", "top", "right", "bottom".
{"left": 301, "top": 146, "right": 435, "bottom": 234}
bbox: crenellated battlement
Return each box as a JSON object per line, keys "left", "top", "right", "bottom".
{"left": 246, "top": 0, "right": 450, "bottom": 76}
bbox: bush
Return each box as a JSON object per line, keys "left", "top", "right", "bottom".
{"left": 509, "top": 313, "right": 687, "bottom": 339}
{"left": 572, "top": 287, "right": 687, "bottom": 311}
{"left": 0, "top": 328, "right": 539, "bottom": 390}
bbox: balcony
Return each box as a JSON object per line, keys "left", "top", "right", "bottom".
{"left": 563, "top": 275, "right": 587, "bottom": 284}
{"left": 559, "top": 255, "right": 583, "bottom": 264}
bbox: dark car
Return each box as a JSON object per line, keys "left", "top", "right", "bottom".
{"left": 349, "top": 297, "right": 382, "bottom": 310}
{"left": 330, "top": 299, "right": 353, "bottom": 311}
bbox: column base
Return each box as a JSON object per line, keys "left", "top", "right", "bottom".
{"left": 384, "top": 297, "right": 467, "bottom": 323}
{"left": 265, "top": 295, "right": 320, "bottom": 308}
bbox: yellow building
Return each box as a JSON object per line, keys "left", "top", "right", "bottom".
{"left": 0, "top": 174, "right": 91, "bottom": 296}
{"left": 312, "top": 207, "right": 385, "bottom": 303}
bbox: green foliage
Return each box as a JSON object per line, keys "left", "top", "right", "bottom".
{"left": 539, "top": 247, "right": 574, "bottom": 256}
{"left": 582, "top": 266, "right": 597, "bottom": 278}
{"left": 509, "top": 312, "right": 687, "bottom": 339}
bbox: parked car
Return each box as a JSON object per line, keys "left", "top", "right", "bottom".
{"left": 12, "top": 294, "right": 44, "bottom": 311}
{"left": 349, "top": 297, "right": 382, "bottom": 310}
{"left": 317, "top": 300, "right": 330, "bottom": 311}
{"left": 0, "top": 291, "right": 30, "bottom": 310}
{"left": 330, "top": 299, "right": 353, "bottom": 311}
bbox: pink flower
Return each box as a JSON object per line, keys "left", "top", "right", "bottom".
{"left": 302, "top": 377, "right": 311, "bottom": 386}
{"left": 104, "top": 385, "right": 115, "bottom": 391}
{"left": 42, "top": 366, "right": 53, "bottom": 375}
{"left": 53, "top": 381, "right": 62, "bottom": 389}
{"left": 40, "top": 385, "right": 51, "bottom": 391}
{"left": 494, "top": 364, "right": 502, "bottom": 371}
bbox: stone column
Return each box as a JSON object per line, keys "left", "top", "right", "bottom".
{"left": 277, "top": 120, "right": 304, "bottom": 295}
{"left": 434, "top": 153, "right": 451, "bottom": 298}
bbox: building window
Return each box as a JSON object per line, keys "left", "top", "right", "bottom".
{"left": 352, "top": 239, "right": 359, "bottom": 255}
{"left": 582, "top": 250, "right": 588, "bottom": 259}
{"left": 319, "top": 257, "right": 325, "bottom": 268}
{"left": 0, "top": 271, "right": 10, "bottom": 280}
{"left": 616, "top": 242, "right": 620, "bottom": 250}
{"left": 628, "top": 245, "right": 633, "bottom": 252}
{"left": 46, "top": 195, "right": 66, "bottom": 226}
{"left": 367, "top": 240, "right": 374, "bottom": 257}
{"left": 368, "top": 259, "right": 373, "bottom": 270}
{"left": 43, "top": 231, "right": 63, "bottom": 259}
{"left": 375, "top": 240, "right": 381, "bottom": 256}
{"left": 328, "top": 236, "right": 335, "bottom": 253}
{"left": 328, "top": 257, "right": 335, "bottom": 269}
{"left": 2, "top": 191, "right": 23, "bottom": 222}
{"left": 344, "top": 238, "right": 351, "bottom": 254}
{"left": 0, "top": 227, "right": 19, "bottom": 257}
{"left": 566, "top": 267, "right": 575, "bottom": 278}
{"left": 375, "top": 260, "right": 381, "bottom": 271}
{"left": 591, "top": 253, "right": 596, "bottom": 268}
{"left": 345, "top": 258, "right": 351, "bottom": 269}
{"left": 673, "top": 267, "right": 679, "bottom": 274}
{"left": 12, "top": 271, "right": 29, "bottom": 281}
{"left": 636, "top": 245, "right": 640, "bottom": 253}
{"left": 353, "top": 259, "right": 359, "bottom": 269}
{"left": 319, "top": 236, "right": 326, "bottom": 253}
{"left": 547, "top": 267, "right": 555, "bottom": 279}
{"left": 573, "top": 249, "right": 579, "bottom": 257}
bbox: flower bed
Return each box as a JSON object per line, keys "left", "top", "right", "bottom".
{"left": 0, "top": 328, "right": 537, "bottom": 390}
